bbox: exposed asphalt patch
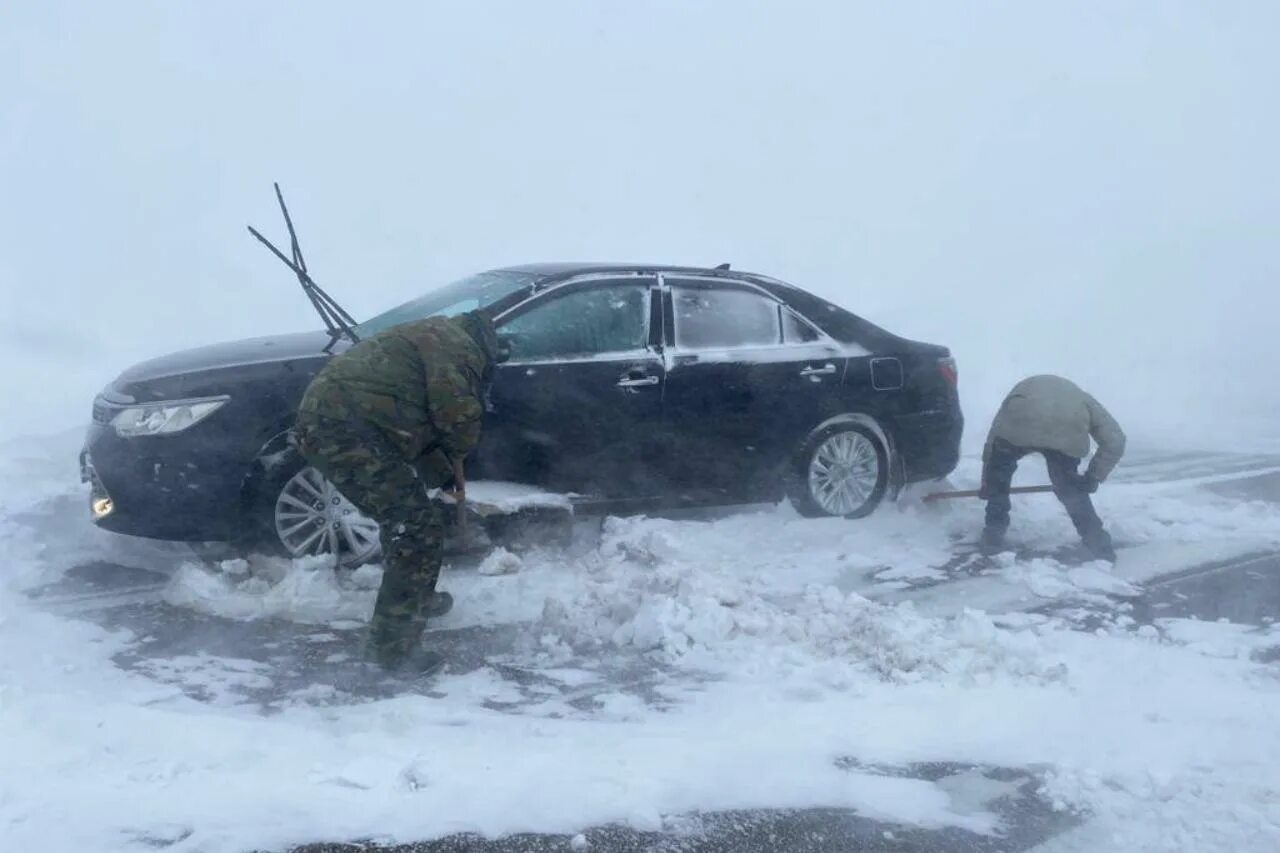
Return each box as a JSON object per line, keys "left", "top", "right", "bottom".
{"left": 1206, "top": 469, "right": 1280, "bottom": 504}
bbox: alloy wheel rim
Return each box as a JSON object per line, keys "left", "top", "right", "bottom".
{"left": 807, "top": 431, "right": 881, "bottom": 516}
{"left": 274, "top": 467, "right": 380, "bottom": 565}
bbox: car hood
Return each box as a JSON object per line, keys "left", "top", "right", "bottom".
{"left": 116, "top": 330, "right": 343, "bottom": 386}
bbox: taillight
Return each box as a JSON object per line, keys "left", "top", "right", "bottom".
{"left": 938, "top": 357, "right": 958, "bottom": 386}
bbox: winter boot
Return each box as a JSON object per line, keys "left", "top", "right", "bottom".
{"left": 1082, "top": 529, "right": 1117, "bottom": 563}
{"left": 377, "top": 649, "right": 446, "bottom": 679}
{"left": 978, "top": 526, "right": 1007, "bottom": 556}
{"left": 369, "top": 636, "right": 446, "bottom": 676}
{"left": 398, "top": 649, "right": 446, "bottom": 678}
{"left": 425, "top": 590, "right": 454, "bottom": 618}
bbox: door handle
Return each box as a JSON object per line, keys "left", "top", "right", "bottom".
{"left": 799, "top": 363, "right": 838, "bottom": 377}
{"left": 617, "top": 375, "right": 660, "bottom": 388}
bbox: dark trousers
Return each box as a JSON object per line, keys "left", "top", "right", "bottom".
{"left": 983, "top": 438, "right": 1105, "bottom": 542}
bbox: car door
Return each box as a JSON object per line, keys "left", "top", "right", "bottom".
{"left": 659, "top": 277, "right": 847, "bottom": 502}
{"left": 477, "top": 275, "right": 665, "bottom": 498}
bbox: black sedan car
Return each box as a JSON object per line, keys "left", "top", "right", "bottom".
{"left": 82, "top": 263, "right": 962, "bottom": 565}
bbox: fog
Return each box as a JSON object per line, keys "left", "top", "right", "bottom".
{"left": 3, "top": 1, "right": 1276, "bottom": 449}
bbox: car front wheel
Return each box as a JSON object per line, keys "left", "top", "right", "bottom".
{"left": 242, "top": 449, "right": 382, "bottom": 568}
{"left": 272, "top": 466, "right": 382, "bottom": 566}
{"left": 788, "top": 422, "right": 889, "bottom": 519}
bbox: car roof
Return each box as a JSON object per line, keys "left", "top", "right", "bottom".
{"left": 490, "top": 262, "right": 915, "bottom": 352}
{"left": 496, "top": 261, "right": 759, "bottom": 283}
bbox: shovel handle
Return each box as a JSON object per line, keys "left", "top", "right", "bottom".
{"left": 922, "top": 485, "right": 1055, "bottom": 503}
{"left": 452, "top": 458, "right": 467, "bottom": 534}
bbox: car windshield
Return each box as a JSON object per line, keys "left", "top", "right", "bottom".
{"left": 355, "top": 269, "right": 539, "bottom": 337}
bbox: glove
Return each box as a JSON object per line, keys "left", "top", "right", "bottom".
{"left": 1080, "top": 474, "right": 1100, "bottom": 494}
{"left": 414, "top": 448, "right": 456, "bottom": 490}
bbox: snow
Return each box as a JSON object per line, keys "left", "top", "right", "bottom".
{"left": 134, "top": 654, "right": 275, "bottom": 705}
{"left": 477, "top": 547, "right": 524, "bottom": 576}
{"left": 5, "top": 3, "right": 1279, "bottom": 847}
{"left": 1156, "top": 617, "right": 1280, "bottom": 661}
{"left": 662, "top": 341, "right": 870, "bottom": 367}
{"left": 163, "top": 556, "right": 378, "bottom": 625}
{"left": 2, "top": 432, "right": 1280, "bottom": 851}
{"left": 462, "top": 480, "right": 575, "bottom": 513}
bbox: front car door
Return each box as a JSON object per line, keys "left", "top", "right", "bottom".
{"left": 476, "top": 275, "right": 665, "bottom": 498}
{"left": 658, "top": 276, "right": 849, "bottom": 503}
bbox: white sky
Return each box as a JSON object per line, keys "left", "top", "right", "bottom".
{"left": 2, "top": 1, "right": 1277, "bottom": 446}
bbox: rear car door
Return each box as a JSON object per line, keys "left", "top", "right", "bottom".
{"left": 659, "top": 277, "right": 848, "bottom": 502}
{"left": 478, "top": 275, "right": 665, "bottom": 497}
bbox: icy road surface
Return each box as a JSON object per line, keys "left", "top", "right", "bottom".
{"left": 2, "top": 431, "right": 1280, "bottom": 853}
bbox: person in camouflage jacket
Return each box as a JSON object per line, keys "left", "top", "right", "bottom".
{"left": 293, "top": 309, "right": 500, "bottom": 671}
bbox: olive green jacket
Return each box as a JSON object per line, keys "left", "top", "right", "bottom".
{"left": 298, "top": 311, "right": 498, "bottom": 479}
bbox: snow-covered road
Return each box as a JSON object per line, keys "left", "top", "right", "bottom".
{"left": 2, "top": 432, "right": 1279, "bottom": 852}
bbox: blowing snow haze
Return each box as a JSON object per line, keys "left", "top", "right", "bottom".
{"left": 1, "top": 1, "right": 1277, "bottom": 448}
{"left": 7, "top": 6, "right": 1280, "bottom": 853}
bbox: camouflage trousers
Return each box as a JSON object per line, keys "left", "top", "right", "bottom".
{"left": 293, "top": 412, "right": 446, "bottom": 668}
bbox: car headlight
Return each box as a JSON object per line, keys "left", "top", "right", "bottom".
{"left": 111, "top": 396, "right": 230, "bottom": 437}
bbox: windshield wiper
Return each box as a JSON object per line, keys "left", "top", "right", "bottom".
{"left": 247, "top": 183, "right": 360, "bottom": 349}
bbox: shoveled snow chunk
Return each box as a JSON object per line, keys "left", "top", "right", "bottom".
{"left": 478, "top": 547, "right": 523, "bottom": 576}
{"left": 1065, "top": 565, "right": 1141, "bottom": 597}
{"left": 466, "top": 480, "right": 573, "bottom": 513}
{"left": 217, "top": 558, "right": 250, "bottom": 577}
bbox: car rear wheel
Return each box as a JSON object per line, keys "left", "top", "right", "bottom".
{"left": 788, "top": 422, "right": 889, "bottom": 518}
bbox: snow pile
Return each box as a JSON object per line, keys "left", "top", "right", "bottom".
{"left": 1044, "top": 763, "right": 1280, "bottom": 852}
{"left": 1155, "top": 617, "right": 1280, "bottom": 661}
{"left": 998, "top": 557, "right": 1141, "bottom": 600}
{"left": 477, "top": 546, "right": 524, "bottom": 576}
{"left": 164, "top": 556, "right": 377, "bottom": 625}
{"left": 538, "top": 516, "right": 1067, "bottom": 685}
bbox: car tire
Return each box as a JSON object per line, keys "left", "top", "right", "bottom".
{"left": 239, "top": 449, "right": 382, "bottom": 568}
{"left": 787, "top": 422, "right": 889, "bottom": 519}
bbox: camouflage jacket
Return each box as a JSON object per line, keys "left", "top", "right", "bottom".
{"left": 298, "top": 311, "right": 498, "bottom": 475}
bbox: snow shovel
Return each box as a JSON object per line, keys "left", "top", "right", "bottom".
{"left": 453, "top": 459, "right": 468, "bottom": 538}
{"left": 447, "top": 458, "right": 491, "bottom": 552}
{"left": 922, "top": 485, "right": 1055, "bottom": 503}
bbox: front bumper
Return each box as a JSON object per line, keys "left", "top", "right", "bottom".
{"left": 80, "top": 415, "right": 252, "bottom": 543}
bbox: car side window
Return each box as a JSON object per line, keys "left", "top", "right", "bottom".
{"left": 782, "top": 309, "right": 821, "bottom": 343}
{"left": 670, "top": 283, "right": 781, "bottom": 349}
{"left": 499, "top": 282, "right": 650, "bottom": 361}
